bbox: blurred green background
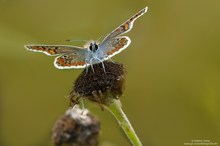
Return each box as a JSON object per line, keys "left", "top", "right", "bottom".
{"left": 0, "top": 0, "right": 220, "bottom": 146}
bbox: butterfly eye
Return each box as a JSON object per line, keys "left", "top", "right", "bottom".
{"left": 89, "top": 46, "right": 93, "bottom": 51}
{"left": 95, "top": 44, "right": 98, "bottom": 50}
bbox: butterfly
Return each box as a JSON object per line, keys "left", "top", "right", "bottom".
{"left": 25, "top": 7, "right": 148, "bottom": 69}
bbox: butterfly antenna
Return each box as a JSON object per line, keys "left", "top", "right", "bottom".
{"left": 96, "top": 35, "right": 104, "bottom": 42}
{"left": 66, "top": 39, "right": 88, "bottom": 43}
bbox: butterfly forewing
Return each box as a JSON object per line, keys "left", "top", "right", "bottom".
{"left": 25, "top": 45, "right": 85, "bottom": 56}
{"left": 102, "top": 7, "right": 148, "bottom": 42}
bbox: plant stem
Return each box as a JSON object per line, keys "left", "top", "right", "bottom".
{"left": 105, "top": 99, "right": 143, "bottom": 146}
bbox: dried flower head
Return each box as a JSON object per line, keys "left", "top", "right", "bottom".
{"left": 70, "top": 61, "right": 126, "bottom": 107}
{"left": 52, "top": 105, "right": 100, "bottom": 146}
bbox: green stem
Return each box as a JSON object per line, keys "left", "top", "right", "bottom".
{"left": 105, "top": 99, "right": 143, "bottom": 146}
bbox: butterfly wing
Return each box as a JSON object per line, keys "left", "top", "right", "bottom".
{"left": 54, "top": 52, "right": 89, "bottom": 69}
{"left": 25, "top": 45, "right": 85, "bottom": 56}
{"left": 25, "top": 45, "right": 88, "bottom": 69}
{"left": 98, "top": 36, "right": 131, "bottom": 60}
{"left": 102, "top": 7, "right": 148, "bottom": 42}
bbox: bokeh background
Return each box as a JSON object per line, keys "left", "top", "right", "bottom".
{"left": 0, "top": 0, "right": 220, "bottom": 146}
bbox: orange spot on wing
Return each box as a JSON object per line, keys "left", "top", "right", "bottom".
{"left": 49, "top": 49, "right": 56, "bottom": 54}
{"left": 57, "top": 58, "right": 64, "bottom": 64}
{"left": 124, "top": 23, "right": 129, "bottom": 30}
{"left": 65, "top": 63, "right": 71, "bottom": 66}
{"left": 71, "top": 61, "right": 86, "bottom": 66}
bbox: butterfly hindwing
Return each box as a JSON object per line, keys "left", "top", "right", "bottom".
{"left": 54, "top": 52, "right": 88, "bottom": 69}
{"left": 99, "top": 36, "right": 131, "bottom": 60}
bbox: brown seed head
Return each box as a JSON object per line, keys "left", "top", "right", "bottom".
{"left": 70, "top": 61, "right": 126, "bottom": 107}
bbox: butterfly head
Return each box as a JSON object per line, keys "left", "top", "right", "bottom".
{"left": 89, "top": 42, "right": 99, "bottom": 53}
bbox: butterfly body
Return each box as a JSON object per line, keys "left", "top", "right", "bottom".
{"left": 85, "top": 41, "right": 105, "bottom": 65}
{"left": 25, "top": 7, "right": 148, "bottom": 69}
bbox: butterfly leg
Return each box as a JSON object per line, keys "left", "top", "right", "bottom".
{"left": 85, "top": 64, "right": 89, "bottom": 75}
{"left": 96, "top": 58, "right": 106, "bottom": 73}
{"left": 88, "top": 58, "right": 96, "bottom": 73}
{"left": 102, "top": 62, "right": 106, "bottom": 73}
{"left": 109, "top": 57, "right": 115, "bottom": 63}
{"left": 84, "top": 60, "right": 90, "bottom": 75}
{"left": 101, "top": 61, "right": 106, "bottom": 73}
{"left": 85, "top": 58, "right": 94, "bottom": 73}
{"left": 89, "top": 59, "right": 95, "bottom": 73}
{"left": 90, "top": 64, "right": 95, "bottom": 73}
{"left": 104, "top": 54, "right": 115, "bottom": 63}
